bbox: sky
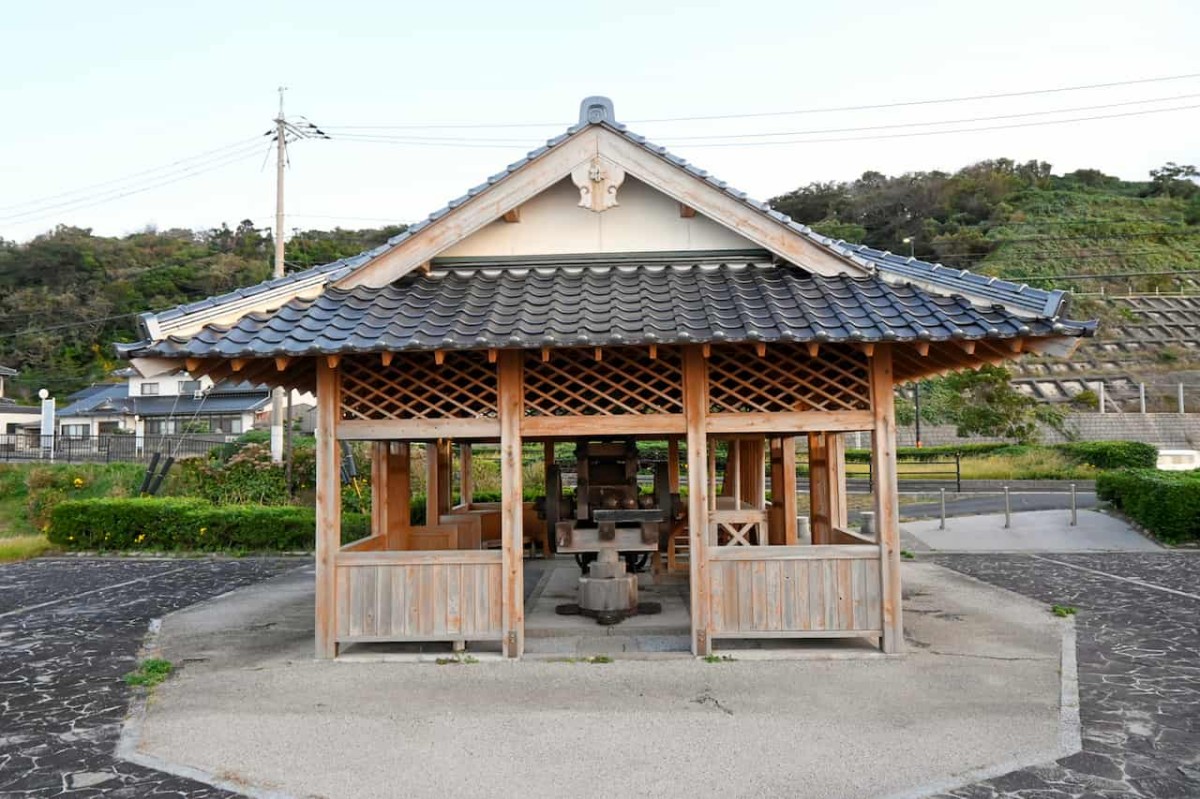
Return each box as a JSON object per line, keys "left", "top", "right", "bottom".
{"left": 1, "top": 0, "right": 1197, "bottom": 243}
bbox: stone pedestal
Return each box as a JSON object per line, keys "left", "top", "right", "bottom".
{"left": 578, "top": 548, "right": 637, "bottom": 612}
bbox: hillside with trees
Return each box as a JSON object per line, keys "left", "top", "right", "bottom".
{"left": 0, "top": 159, "right": 1196, "bottom": 401}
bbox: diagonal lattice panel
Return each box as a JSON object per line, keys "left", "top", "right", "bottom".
{"left": 706, "top": 344, "right": 870, "bottom": 413}
{"left": 523, "top": 347, "right": 684, "bottom": 416}
{"left": 340, "top": 351, "right": 498, "bottom": 420}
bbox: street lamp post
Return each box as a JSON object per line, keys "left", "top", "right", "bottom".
{"left": 902, "top": 236, "right": 915, "bottom": 258}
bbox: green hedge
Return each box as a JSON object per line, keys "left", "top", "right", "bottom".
{"left": 1054, "top": 441, "right": 1157, "bottom": 470}
{"left": 48, "top": 497, "right": 369, "bottom": 551}
{"left": 1097, "top": 469, "right": 1200, "bottom": 544}
{"left": 846, "top": 443, "right": 1027, "bottom": 463}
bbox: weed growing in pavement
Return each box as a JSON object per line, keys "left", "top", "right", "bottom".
{"left": 1052, "top": 604, "right": 1077, "bottom": 617}
{"left": 124, "top": 658, "right": 173, "bottom": 687}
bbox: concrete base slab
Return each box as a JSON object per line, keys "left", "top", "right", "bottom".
{"left": 129, "top": 562, "right": 1077, "bottom": 799}
{"left": 903, "top": 509, "right": 1161, "bottom": 552}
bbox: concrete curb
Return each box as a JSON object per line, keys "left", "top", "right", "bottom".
{"left": 887, "top": 598, "right": 1082, "bottom": 799}
{"left": 116, "top": 570, "right": 310, "bottom": 799}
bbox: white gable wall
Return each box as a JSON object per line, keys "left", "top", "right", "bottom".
{"left": 438, "top": 176, "right": 756, "bottom": 259}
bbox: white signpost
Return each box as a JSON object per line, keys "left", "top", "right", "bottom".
{"left": 38, "top": 389, "right": 54, "bottom": 461}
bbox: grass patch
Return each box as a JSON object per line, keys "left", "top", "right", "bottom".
{"left": 435, "top": 654, "right": 479, "bottom": 665}
{"left": 703, "top": 654, "right": 735, "bottom": 663}
{"left": 0, "top": 535, "right": 54, "bottom": 562}
{"left": 124, "top": 658, "right": 173, "bottom": 687}
{"left": 900, "top": 550, "right": 915, "bottom": 560}
{"left": 1051, "top": 604, "right": 1077, "bottom": 618}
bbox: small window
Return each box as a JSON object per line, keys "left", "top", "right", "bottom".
{"left": 98, "top": 421, "right": 120, "bottom": 435}
{"left": 140, "top": 382, "right": 160, "bottom": 396}
{"left": 62, "top": 424, "right": 90, "bottom": 439}
{"left": 179, "top": 380, "right": 201, "bottom": 394}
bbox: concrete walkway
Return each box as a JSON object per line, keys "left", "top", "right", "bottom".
{"left": 130, "top": 562, "right": 1073, "bottom": 799}
{"left": 902, "top": 509, "right": 1161, "bottom": 552}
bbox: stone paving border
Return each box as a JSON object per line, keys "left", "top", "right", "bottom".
{"left": 933, "top": 552, "right": 1200, "bottom": 799}
{"left": 0, "top": 557, "right": 301, "bottom": 798}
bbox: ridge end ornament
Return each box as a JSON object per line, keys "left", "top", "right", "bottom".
{"left": 571, "top": 156, "right": 626, "bottom": 212}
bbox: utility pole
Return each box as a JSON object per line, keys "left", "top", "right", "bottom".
{"left": 269, "top": 87, "right": 329, "bottom": 463}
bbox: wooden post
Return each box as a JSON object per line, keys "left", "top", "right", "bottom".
{"left": 827, "top": 433, "right": 848, "bottom": 531}
{"left": 438, "top": 438, "right": 453, "bottom": 513}
{"left": 682, "top": 346, "right": 711, "bottom": 656}
{"left": 388, "top": 442, "right": 411, "bottom": 547}
{"left": 738, "top": 438, "right": 765, "bottom": 509}
{"left": 667, "top": 438, "right": 680, "bottom": 493}
{"left": 314, "top": 358, "right": 341, "bottom": 659}
{"left": 425, "top": 440, "right": 440, "bottom": 525}
{"left": 779, "top": 435, "right": 797, "bottom": 545}
{"left": 459, "top": 442, "right": 473, "bottom": 507}
{"left": 808, "top": 432, "right": 831, "bottom": 544}
{"left": 370, "top": 442, "right": 387, "bottom": 539}
{"left": 728, "top": 439, "right": 741, "bottom": 508}
{"left": 870, "top": 346, "right": 903, "bottom": 654}
{"left": 497, "top": 350, "right": 525, "bottom": 658}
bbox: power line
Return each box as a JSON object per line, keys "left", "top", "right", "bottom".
{"left": 0, "top": 136, "right": 266, "bottom": 215}
{"left": 322, "top": 71, "right": 1200, "bottom": 130}
{"left": 0, "top": 145, "right": 272, "bottom": 227}
{"left": 327, "top": 103, "right": 1200, "bottom": 150}
{"left": 0, "top": 312, "right": 143, "bottom": 338}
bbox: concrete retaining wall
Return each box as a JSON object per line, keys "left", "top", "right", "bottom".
{"left": 889, "top": 413, "right": 1200, "bottom": 449}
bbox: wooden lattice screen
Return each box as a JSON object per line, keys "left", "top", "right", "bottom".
{"left": 340, "top": 352, "right": 498, "bottom": 420}
{"left": 707, "top": 344, "right": 871, "bottom": 413}
{"left": 523, "top": 347, "right": 684, "bottom": 416}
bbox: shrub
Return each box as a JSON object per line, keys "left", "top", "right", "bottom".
{"left": 1097, "top": 469, "right": 1200, "bottom": 543}
{"left": 1056, "top": 441, "right": 1157, "bottom": 470}
{"left": 48, "top": 497, "right": 370, "bottom": 551}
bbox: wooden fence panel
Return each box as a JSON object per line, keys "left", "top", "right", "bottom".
{"left": 335, "top": 551, "right": 504, "bottom": 642}
{"left": 707, "top": 545, "right": 881, "bottom": 638}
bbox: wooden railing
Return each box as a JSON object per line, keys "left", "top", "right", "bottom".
{"left": 707, "top": 545, "right": 882, "bottom": 638}
{"left": 334, "top": 550, "right": 504, "bottom": 643}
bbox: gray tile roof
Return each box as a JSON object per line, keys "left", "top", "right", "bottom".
{"left": 137, "top": 96, "right": 1077, "bottom": 341}
{"left": 60, "top": 382, "right": 270, "bottom": 418}
{"left": 122, "top": 259, "right": 1094, "bottom": 360}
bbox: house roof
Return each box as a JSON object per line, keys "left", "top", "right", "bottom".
{"left": 123, "top": 96, "right": 1093, "bottom": 358}
{"left": 59, "top": 382, "right": 270, "bottom": 418}
{"left": 122, "top": 256, "right": 1093, "bottom": 360}
{"left": 0, "top": 366, "right": 16, "bottom": 377}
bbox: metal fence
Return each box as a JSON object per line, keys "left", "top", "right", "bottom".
{"left": 800, "top": 453, "right": 963, "bottom": 492}
{"left": 0, "top": 434, "right": 232, "bottom": 464}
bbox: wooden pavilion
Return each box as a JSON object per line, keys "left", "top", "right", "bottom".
{"left": 122, "top": 97, "right": 1094, "bottom": 659}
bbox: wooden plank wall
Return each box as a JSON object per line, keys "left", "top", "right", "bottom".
{"left": 708, "top": 546, "right": 882, "bottom": 637}
{"left": 336, "top": 552, "right": 504, "bottom": 642}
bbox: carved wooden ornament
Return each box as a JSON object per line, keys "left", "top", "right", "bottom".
{"left": 571, "top": 156, "right": 625, "bottom": 212}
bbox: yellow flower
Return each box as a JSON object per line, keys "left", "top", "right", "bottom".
{"left": 72, "top": 477, "right": 84, "bottom": 489}
{"left": 199, "top": 527, "right": 207, "bottom": 535}
{"left": 67, "top": 535, "right": 74, "bottom": 541}
{"left": 135, "top": 533, "right": 146, "bottom": 544}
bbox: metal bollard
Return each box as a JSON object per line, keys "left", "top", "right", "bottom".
{"left": 1070, "top": 483, "right": 1077, "bottom": 527}
{"left": 1003, "top": 486, "right": 1011, "bottom": 529}
{"left": 939, "top": 487, "right": 946, "bottom": 530}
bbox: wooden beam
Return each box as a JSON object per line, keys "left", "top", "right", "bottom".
{"left": 497, "top": 350, "right": 525, "bottom": 658}
{"left": 807, "top": 342, "right": 820, "bottom": 359}
{"left": 958, "top": 340, "right": 977, "bottom": 355}
{"left": 648, "top": 344, "right": 658, "bottom": 360}
{"left": 521, "top": 414, "right": 686, "bottom": 438}
{"left": 381, "top": 351, "right": 394, "bottom": 367}
{"left": 682, "top": 345, "right": 712, "bottom": 656}
{"left": 869, "top": 346, "right": 903, "bottom": 654}
{"left": 326, "top": 354, "right": 341, "bottom": 370}
{"left": 541, "top": 347, "right": 551, "bottom": 363}
{"left": 502, "top": 207, "right": 521, "bottom": 223}
{"left": 705, "top": 410, "right": 874, "bottom": 435}
{"left": 370, "top": 442, "right": 387, "bottom": 540}
{"left": 488, "top": 349, "right": 498, "bottom": 364}
{"left": 338, "top": 418, "right": 501, "bottom": 440}
{"left": 915, "top": 341, "right": 930, "bottom": 357}
{"left": 680, "top": 203, "right": 697, "bottom": 218}
{"left": 185, "top": 357, "right": 203, "bottom": 373}
{"left": 860, "top": 343, "right": 875, "bottom": 358}
{"left": 701, "top": 343, "right": 711, "bottom": 359}
{"left": 438, "top": 438, "right": 453, "bottom": 517}
{"left": 230, "top": 358, "right": 248, "bottom": 372}
{"left": 425, "top": 440, "right": 441, "bottom": 521}
{"left": 275, "top": 356, "right": 291, "bottom": 372}
{"left": 314, "top": 359, "right": 341, "bottom": 659}
{"left": 594, "top": 347, "right": 603, "bottom": 362}
{"left": 434, "top": 350, "right": 446, "bottom": 366}
{"left": 754, "top": 342, "right": 767, "bottom": 358}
